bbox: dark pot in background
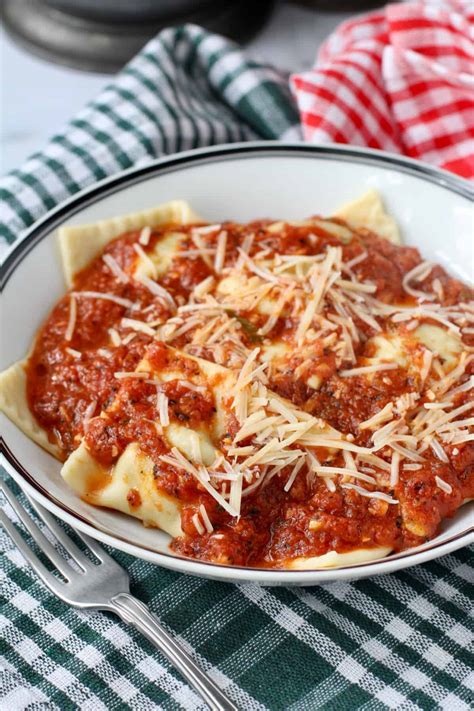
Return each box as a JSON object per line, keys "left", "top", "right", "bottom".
{"left": 1, "top": 0, "right": 277, "bottom": 73}
{"left": 42, "top": 0, "right": 214, "bottom": 21}
{"left": 293, "top": 1, "right": 383, "bottom": 9}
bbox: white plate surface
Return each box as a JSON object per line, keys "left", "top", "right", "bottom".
{"left": 1, "top": 142, "right": 473, "bottom": 585}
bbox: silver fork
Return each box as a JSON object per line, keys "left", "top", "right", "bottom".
{"left": 0, "top": 480, "right": 237, "bottom": 711}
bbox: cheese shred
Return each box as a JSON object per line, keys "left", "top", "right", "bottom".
{"left": 65, "top": 295, "right": 77, "bottom": 341}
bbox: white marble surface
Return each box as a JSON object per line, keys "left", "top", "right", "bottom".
{"left": 0, "top": 2, "right": 356, "bottom": 175}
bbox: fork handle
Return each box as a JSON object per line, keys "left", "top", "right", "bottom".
{"left": 110, "top": 592, "right": 238, "bottom": 711}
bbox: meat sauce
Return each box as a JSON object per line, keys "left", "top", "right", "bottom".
{"left": 26, "top": 228, "right": 214, "bottom": 456}
{"left": 25, "top": 220, "right": 474, "bottom": 567}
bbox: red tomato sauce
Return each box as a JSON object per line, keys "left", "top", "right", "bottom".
{"left": 25, "top": 220, "right": 474, "bottom": 567}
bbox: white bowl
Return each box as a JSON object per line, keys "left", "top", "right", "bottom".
{"left": 1, "top": 142, "right": 473, "bottom": 585}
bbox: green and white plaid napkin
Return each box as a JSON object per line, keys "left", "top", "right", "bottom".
{"left": 1, "top": 24, "right": 473, "bottom": 711}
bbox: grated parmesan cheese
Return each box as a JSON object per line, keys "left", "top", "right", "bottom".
{"left": 192, "top": 275, "right": 215, "bottom": 299}
{"left": 199, "top": 504, "right": 214, "bottom": 533}
{"left": 137, "top": 275, "right": 177, "bottom": 311}
{"left": 214, "top": 231, "right": 228, "bottom": 274}
{"left": 402, "top": 261, "right": 434, "bottom": 301}
{"left": 157, "top": 392, "right": 169, "bottom": 427}
{"left": 359, "top": 402, "right": 393, "bottom": 431}
{"left": 435, "top": 476, "right": 452, "bottom": 494}
{"left": 192, "top": 513, "right": 205, "bottom": 535}
{"left": 283, "top": 456, "right": 306, "bottom": 492}
{"left": 341, "top": 483, "right": 398, "bottom": 504}
{"left": 139, "top": 226, "right": 151, "bottom": 246}
{"left": 314, "top": 465, "right": 376, "bottom": 485}
{"left": 103, "top": 253, "right": 129, "bottom": 283}
{"left": 108, "top": 328, "right": 121, "bottom": 346}
{"left": 420, "top": 349, "right": 433, "bottom": 383}
{"left": 430, "top": 437, "right": 449, "bottom": 463}
{"left": 65, "top": 295, "right": 77, "bottom": 341}
{"left": 82, "top": 399, "right": 97, "bottom": 428}
{"left": 190, "top": 229, "right": 214, "bottom": 268}
{"left": 114, "top": 371, "right": 149, "bottom": 379}
{"left": 340, "top": 362, "right": 398, "bottom": 378}
{"left": 390, "top": 451, "right": 400, "bottom": 487}
{"left": 73, "top": 291, "right": 134, "bottom": 309}
{"left": 345, "top": 251, "right": 368, "bottom": 270}
{"left": 121, "top": 318, "right": 156, "bottom": 336}
{"left": 122, "top": 332, "right": 137, "bottom": 346}
{"left": 193, "top": 223, "right": 221, "bottom": 235}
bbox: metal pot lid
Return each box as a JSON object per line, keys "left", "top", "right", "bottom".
{"left": 2, "top": 0, "right": 276, "bottom": 74}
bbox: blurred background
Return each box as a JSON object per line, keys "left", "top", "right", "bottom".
{"left": 0, "top": 0, "right": 384, "bottom": 174}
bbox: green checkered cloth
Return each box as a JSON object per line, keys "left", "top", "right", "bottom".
{"left": 1, "top": 24, "right": 473, "bottom": 711}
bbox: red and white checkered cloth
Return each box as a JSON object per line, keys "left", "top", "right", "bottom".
{"left": 291, "top": 0, "right": 474, "bottom": 179}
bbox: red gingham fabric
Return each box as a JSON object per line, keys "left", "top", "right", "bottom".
{"left": 291, "top": 0, "right": 474, "bottom": 179}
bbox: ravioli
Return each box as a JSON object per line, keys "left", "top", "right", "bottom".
{"left": 62, "top": 442, "right": 183, "bottom": 538}
{"left": 60, "top": 341, "right": 394, "bottom": 568}
{"left": 334, "top": 189, "right": 401, "bottom": 244}
{"left": 287, "top": 546, "right": 393, "bottom": 570}
{"left": 1, "top": 191, "right": 472, "bottom": 570}
{"left": 0, "top": 200, "right": 200, "bottom": 459}
{"left": 59, "top": 200, "right": 201, "bottom": 286}
{"left": 0, "top": 359, "right": 61, "bottom": 458}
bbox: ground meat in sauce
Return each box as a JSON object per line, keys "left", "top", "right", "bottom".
{"left": 25, "top": 219, "right": 474, "bottom": 567}
{"left": 127, "top": 488, "right": 142, "bottom": 509}
{"left": 162, "top": 380, "right": 216, "bottom": 426}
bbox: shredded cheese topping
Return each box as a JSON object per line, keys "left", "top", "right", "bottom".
{"left": 121, "top": 318, "right": 156, "bottom": 336}
{"left": 59, "top": 217, "right": 473, "bottom": 530}
{"left": 65, "top": 295, "right": 77, "bottom": 341}
{"left": 157, "top": 392, "right": 169, "bottom": 427}
{"left": 214, "top": 230, "right": 228, "bottom": 274}
{"left": 103, "top": 253, "right": 129, "bottom": 283}
{"left": 73, "top": 291, "right": 134, "bottom": 309}
{"left": 402, "top": 261, "right": 434, "bottom": 301}
{"left": 340, "top": 363, "right": 398, "bottom": 377}
{"left": 139, "top": 226, "right": 151, "bottom": 246}
{"left": 137, "top": 275, "right": 177, "bottom": 311}
{"left": 435, "top": 476, "right": 452, "bottom": 494}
